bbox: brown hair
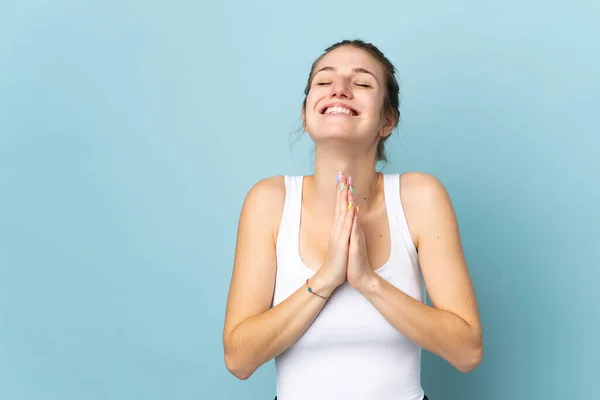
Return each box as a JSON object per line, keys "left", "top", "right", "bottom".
{"left": 302, "top": 39, "right": 401, "bottom": 163}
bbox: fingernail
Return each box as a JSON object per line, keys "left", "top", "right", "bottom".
{"left": 349, "top": 185, "right": 354, "bottom": 194}
{"left": 348, "top": 202, "right": 353, "bottom": 210}
{"left": 340, "top": 183, "right": 345, "bottom": 191}
{"left": 348, "top": 176, "right": 353, "bottom": 185}
{"left": 337, "top": 171, "right": 342, "bottom": 183}
{"left": 357, "top": 206, "right": 360, "bottom": 214}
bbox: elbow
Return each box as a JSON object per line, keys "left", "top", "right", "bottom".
{"left": 223, "top": 328, "right": 258, "bottom": 380}
{"left": 224, "top": 351, "right": 255, "bottom": 380}
{"left": 455, "top": 342, "right": 483, "bottom": 373}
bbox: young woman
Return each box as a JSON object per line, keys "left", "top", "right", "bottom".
{"left": 223, "top": 39, "right": 483, "bottom": 400}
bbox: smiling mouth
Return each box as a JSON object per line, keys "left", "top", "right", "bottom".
{"left": 320, "top": 106, "right": 358, "bottom": 116}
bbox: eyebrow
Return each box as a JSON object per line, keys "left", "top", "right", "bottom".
{"left": 314, "top": 66, "right": 379, "bottom": 83}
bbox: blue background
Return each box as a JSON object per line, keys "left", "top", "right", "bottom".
{"left": 1, "top": 1, "right": 599, "bottom": 399}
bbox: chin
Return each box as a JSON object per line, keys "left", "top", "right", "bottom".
{"left": 309, "top": 119, "right": 357, "bottom": 134}
{"left": 309, "top": 128, "right": 354, "bottom": 141}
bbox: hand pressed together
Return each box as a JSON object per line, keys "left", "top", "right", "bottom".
{"left": 345, "top": 175, "right": 376, "bottom": 291}
{"left": 313, "top": 171, "right": 377, "bottom": 295}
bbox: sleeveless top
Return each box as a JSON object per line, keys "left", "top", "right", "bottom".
{"left": 272, "top": 174, "right": 426, "bottom": 400}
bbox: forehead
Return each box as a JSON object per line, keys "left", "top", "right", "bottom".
{"left": 314, "top": 46, "right": 383, "bottom": 77}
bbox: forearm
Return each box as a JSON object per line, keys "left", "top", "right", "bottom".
{"left": 359, "top": 274, "right": 482, "bottom": 372}
{"left": 224, "top": 274, "right": 334, "bottom": 379}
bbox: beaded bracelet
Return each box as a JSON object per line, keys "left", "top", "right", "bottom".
{"left": 306, "top": 279, "right": 330, "bottom": 300}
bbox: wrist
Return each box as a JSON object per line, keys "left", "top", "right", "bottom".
{"left": 355, "top": 271, "right": 381, "bottom": 296}
{"left": 309, "top": 271, "right": 341, "bottom": 297}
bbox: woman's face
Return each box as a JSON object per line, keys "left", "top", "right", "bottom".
{"left": 303, "top": 46, "right": 393, "bottom": 148}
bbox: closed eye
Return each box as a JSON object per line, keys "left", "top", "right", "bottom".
{"left": 355, "top": 83, "right": 371, "bottom": 88}
{"left": 316, "top": 82, "right": 331, "bottom": 86}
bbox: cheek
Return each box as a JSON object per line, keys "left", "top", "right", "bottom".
{"left": 367, "top": 94, "right": 386, "bottom": 116}
{"left": 306, "top": 89, "right": 321, "bottom": 106}
{"left": 305, "top": 92, "right": 323, "bottom": 117}
{"left": 357, "top": 97, "right": 379, "bottom": 118}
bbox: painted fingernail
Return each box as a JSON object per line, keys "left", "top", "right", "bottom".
{"left": 357, "top": 206, "right": 360, "bottom": 214}
{"left": 340, "top": 183, "right": 345, "bottom": 191}
{"left": 349, "top": 185, "right": 354, "bottom": 194}
{"left": 348, "top": 176, "right": 353, "bottom": 185}
{"left": 337, "top": 171, "right": 342, "bottom": 183}
{"left": 348, "top": 202, "right": 353, "bottom": 210}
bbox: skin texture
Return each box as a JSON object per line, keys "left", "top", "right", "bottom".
{"left": 223, "top": 45, "right": 483, "bottom": 380}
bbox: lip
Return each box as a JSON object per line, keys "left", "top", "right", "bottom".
{"left": 319, "top": 102, "right": 359, "bottom": 116}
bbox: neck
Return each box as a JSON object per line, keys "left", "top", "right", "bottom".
{"left": 309, "top": 147, "right": 381, "bottom": 213}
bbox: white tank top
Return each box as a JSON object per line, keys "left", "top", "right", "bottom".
{"left": 272, "top": 174, "right": 426, "bottom": 400}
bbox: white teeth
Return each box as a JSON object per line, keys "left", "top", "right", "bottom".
{"left": 324, "top": 106, "right": 354, "bottom": 115}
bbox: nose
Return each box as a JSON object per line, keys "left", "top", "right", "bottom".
{"left": 329, "top": 77, "right": 352, "bottom": 99}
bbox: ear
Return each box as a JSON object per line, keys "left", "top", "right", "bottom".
{"left": 379, "top": 111, "right": 396, "bottom": 138}
{"left": 301, "top": 106, "right": 307, "bottom": 131}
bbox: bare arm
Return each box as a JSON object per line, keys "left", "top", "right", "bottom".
{"left": 356, "top": 173, "right": 483, "bottom": 372}
{"left": 222, "top": 176, "right": 349, "bottom": 380}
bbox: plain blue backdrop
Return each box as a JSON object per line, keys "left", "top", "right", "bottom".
{"left": 1, "top": 1, "right": 599, "bottom": 399}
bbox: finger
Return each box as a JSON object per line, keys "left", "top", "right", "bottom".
{"left": 341, "top": 175, "right": 354, "bottom": 236}
{"left": 348, "top": 174, "right": 353, "bottom": 196}
{"left": 351, "top": 209, "right": 360, "bottom": 240}
{"left": 347, "top": 176, "right": 354, "bottom": 211}
{"left": 334, "top": 171, "right": 342, "bottom": 213}
{"left": 350, "top": 210, "right": 359, "bottom": 246}
{"left": 332, "top": 172, "right": 345, "bottom": 232}
{"left": 334, "top": 175, "right": 348, "bottom": 236}
{"left": 339, "top": 174, "right": 348, "bottom": 215}
{"left": 342, "top": 199, "right": 356, "bottom": 240}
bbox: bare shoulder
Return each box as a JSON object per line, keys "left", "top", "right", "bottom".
{"left": 244, "top": 175, "right": 286, "bottom": 204}
{"left": 241, "top": 175, "right": 286, "bottom": 233}
{"left": 400, "top": 172, "right": 450, "bottom": 204}
{"left": 399, "top": 172, "right": 455, "bottom": 248}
